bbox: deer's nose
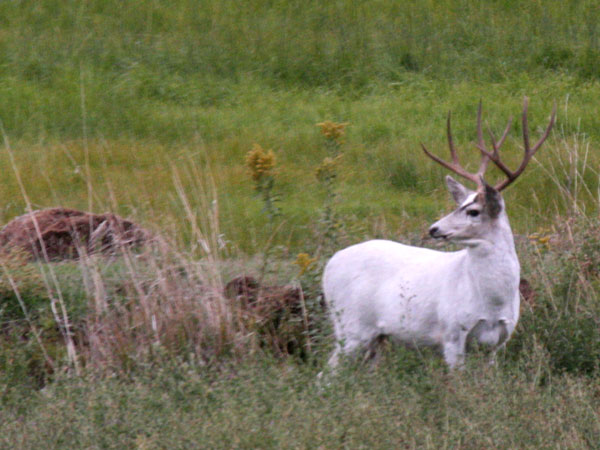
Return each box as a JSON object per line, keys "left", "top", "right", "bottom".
{"left": 429, "top": 226, "right": 439, "bottom": 237}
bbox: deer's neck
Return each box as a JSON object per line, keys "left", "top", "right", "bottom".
{"left": 464, "top": 216, "right": 520, "bottom": 307}
{"left": 468, "top": 217, "right": 517, "bottom": 259}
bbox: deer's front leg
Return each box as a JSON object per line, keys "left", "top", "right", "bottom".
{"left": 442, "top": 325, "right": 468, "bottom": 369}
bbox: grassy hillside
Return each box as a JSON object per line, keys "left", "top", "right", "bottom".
{"left": 0, "top": 1, "right": 599, "bottom": 447}
{"left": 0, "top": 0, "right": 599, "bottom": 252}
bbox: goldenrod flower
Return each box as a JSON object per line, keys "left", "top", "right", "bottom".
{"left": 528, "top": 228, "right": 553, "bottom": 247}
{"left": 295, "top": 252, "right": 317, "bottom": 276}
{"left": 316, "top": 121, "right": 348, "bottom": 144}
{"left": 246, "top": 144, "right": 276, "bottom": 182}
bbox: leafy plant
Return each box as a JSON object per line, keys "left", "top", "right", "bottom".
{"left": 314, "top": 121, "right": 348, "bottom": 253}
{"left": 245, "top": 143, "right": 280, "bottom": 221}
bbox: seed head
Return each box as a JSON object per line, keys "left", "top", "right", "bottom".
{"left": 316, "top": 121, "right": 348, "bottom": 144}
{"left": 246, "top": 144, "right": 276, "bottom": 182}
{"left": 295, "top": 252, "right": 317, "bottom": 276}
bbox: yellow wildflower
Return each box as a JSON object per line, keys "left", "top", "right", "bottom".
{"left": 295, "top": 252, "right": 317, "bottom": 276}
{"left": 528, "top": 228, "right": 553, "bottom": 246}
{"left": 246, "top": 144, "right": 276, "bottom": 182}
{"left": 316, "top": 121, "right": 348, "bottom": 143}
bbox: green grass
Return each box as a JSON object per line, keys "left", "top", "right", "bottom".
{"left": 1, "top": 352, "right": 599, "bottom": 449}
{"left": 0, "top": 0, "right": 600, "bottom": 251}
{"left": 1, "top": 77, "right": 599, "bottom": 253}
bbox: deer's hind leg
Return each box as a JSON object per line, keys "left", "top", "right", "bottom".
{"left": 327, "top": 329, "right": 380, "bottom": 371}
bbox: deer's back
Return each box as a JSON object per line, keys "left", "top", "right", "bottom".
{"left": 323, "top": 240, "right": 468, "bottom": 347}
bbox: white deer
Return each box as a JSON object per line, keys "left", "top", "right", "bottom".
{"left": 323, "top": 98, "right": 555, "bottom": 370}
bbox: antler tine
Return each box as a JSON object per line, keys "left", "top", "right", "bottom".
{"left": 475, "top": 100, "right": 491, "bottom": 180}
{"left": 492, "top": 98, "right": 557, "bottom": 191}
{"left": 531, "top": 101, "right": 557, "bottom": 153}
{"left": 446, "top": 112, "right": 460, "bottom": 165}
{"left": 420, "top": 109, "right": 480, "bottom": 184}
{"left": 491, "top": 116, "right": 513, "bottom": 151}
{"left": 476, "top": 116, "right": 513, "bottom": 176}
{"left": 522, "top": 96, "right": 530, "bottom": 153}
{"left": 420, "top": 143, "right": 479, "bottom": 184}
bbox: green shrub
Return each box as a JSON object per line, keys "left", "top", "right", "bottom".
{"left": 512, "top": 218, "right": 600, "bottom": 376}
{"left": 577, "top": 47, "right": 600, "bottom": 80}
{"left": 535, "top": 45, "right": 574, "bottom": 70}
{"left": 387, "top": 160, "right": 423, "bottom": 192}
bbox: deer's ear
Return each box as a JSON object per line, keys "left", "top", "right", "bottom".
{"left": 483, "top": 181, "right": 502, "bottom": 218}
{"left": 445, "top": 175, "right": 470, "bottom": 205}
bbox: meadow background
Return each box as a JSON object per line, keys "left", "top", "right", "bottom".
{"left": 0, "top": 1, "right": 599, "bottom": 448}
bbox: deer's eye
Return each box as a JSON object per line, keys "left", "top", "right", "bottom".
{"left": 466, "top": 209, "right": 480, "bottom": 217}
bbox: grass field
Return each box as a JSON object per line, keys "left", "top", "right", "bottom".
{"left": 1, "top": 0, "right": 599, "bottom": 251}
{"left": 1, "top": 1, "right": 599, "bottom": 448}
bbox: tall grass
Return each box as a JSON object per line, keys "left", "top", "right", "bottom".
{"left": 1, "top": 346, "right": 599, "bottom": 448}
{"left": 0, "top": 144, "right": 257, "bottom": 382}
{"left": 0, "top": 102, "right": 597, "bottom": 379}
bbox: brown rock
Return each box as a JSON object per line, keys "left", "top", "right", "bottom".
{"left": 519, "top": 277, "right": 536, "bottom": 308}
{"left": 0, "top": 208, "right": 151, "bottom": 261}
{"left": 224, "top": 275, "right": 306, "bottom": 356}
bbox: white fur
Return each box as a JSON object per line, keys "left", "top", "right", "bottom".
{"left": 323, "top": 179, "right": 520, "bottom": 369}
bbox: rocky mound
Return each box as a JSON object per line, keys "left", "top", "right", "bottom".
{"left": 225, "top": 275, "right": 307, "bottom": 356}
{"left": 0, "top": 208, "right": 151, "bottom": 261}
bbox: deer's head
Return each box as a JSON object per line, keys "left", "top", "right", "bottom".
{"left": 423, "top": 98, "right": 556, "bottom": 246}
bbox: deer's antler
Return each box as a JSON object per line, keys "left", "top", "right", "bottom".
{"left": 477, "top": 97, "right": 556, "bottom": 191}
{"left": 421, "top": 98, "right": 556, "bottom": 191}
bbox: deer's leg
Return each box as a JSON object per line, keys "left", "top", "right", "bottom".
{"left": 488, "top": 344, "right": 504, "bottom": 366}
{"left": 327, "top": 331, "right": 378, "bottom": 369}
{"left": 317, "top": 342, "right": 345, "bottom": 382}
{"left": 326, "top": 343, "right": 342, "bottom": 370}
{"left": 488, "top": 322, "right": 510, "bottom": 365}
{"left": 443, "top": 326, "right": 468, "bottom": 369}
{"left": 364, "top": 335, "right": 387, "bottom": 367}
